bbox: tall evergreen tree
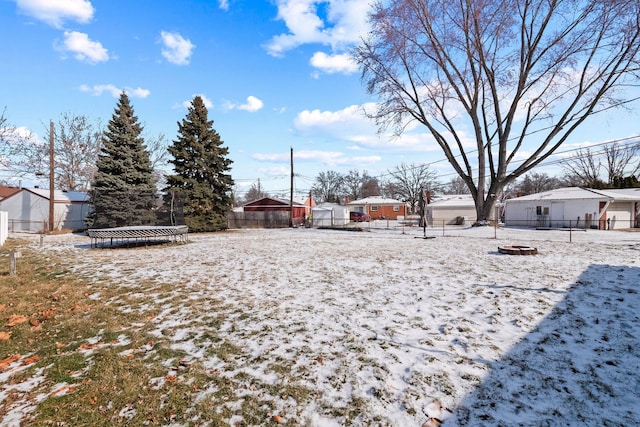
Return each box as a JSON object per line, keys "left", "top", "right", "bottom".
{"left": 89, "top": 92, "right": 156, "bottom": 228}
{"left": 165, "top": 96, "right": 234, "bottom": 232}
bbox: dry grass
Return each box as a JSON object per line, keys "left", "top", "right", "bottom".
{"left": 0, "top": 238, "right": 310, "bottom": 426}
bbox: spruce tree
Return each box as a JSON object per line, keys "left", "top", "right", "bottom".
{"left": 165, "top": 96, "right": 234, "bottom": 232}
{"left": 89, "top": 92, "right": 156, "bottom": 228}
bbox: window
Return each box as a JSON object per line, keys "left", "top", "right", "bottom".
{"left": 371, "top": 205, "right": 378, "bottom": 211}
{"left": 536, "top": 206, "right": 549, "bottom": 215}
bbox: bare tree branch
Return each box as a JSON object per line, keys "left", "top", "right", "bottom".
{"left": 356, "top": 0, "right": 640, "bottom": 222}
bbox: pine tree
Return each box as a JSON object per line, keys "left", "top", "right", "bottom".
{"left": 89, "top": 92, "right": 156, "bottom": 228}
{"left": 165, "top": 96, "right": 234, "bottom": 232}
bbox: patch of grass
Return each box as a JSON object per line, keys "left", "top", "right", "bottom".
{"left": 1, "top": 238, "right": 321, "bottom": 426}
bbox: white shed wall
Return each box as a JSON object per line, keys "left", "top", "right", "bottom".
{"left": 312, "top": 206, "right": 349, "bottom": 227}
{"left": 427, "top": 206, "right": 477, "bottom": 226}
{"left": 505, "top": 199, "right": 600, "bottom": 228}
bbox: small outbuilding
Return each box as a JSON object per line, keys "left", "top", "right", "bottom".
{"left": 311, "top": 203, "right": 350, "bottom": 227}
{"left": 504, "top": 187, "right": 640, "bottom": 230}
{"left": 0, "top": 187, "right": 90, "bottom": 232}
{"left": 426, "top": 194, "right": 478, "bottom": 226}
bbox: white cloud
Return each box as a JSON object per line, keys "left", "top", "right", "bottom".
{"left": 59, "top": 31, "right": 109, "bottom": 63}
{"left": 293, "top": 103, "right": 447, "bottom": 153}
{"left": 160, "top": 31, "right": 195, "bottom": 65}
{"left": 80, "top": 84, "right": 150, "bottom": 98}
{"left": 181, "top": 94, "right": 214, "bottom": 109}
{"left": 14, "top": 0, "right": 94, "bottom": 28}
{"left": 265, "top": 0, "right": 370, "bottom": 57}
{"left": 218, "top": 0, "right": 229, "bottom": 11}
{"left": 225, "top": 96, "right": 264, "bottom": 112}
{"left": 252, "top": 149, "right": 381, "bottom": 168}
{"left": 294, "top": 104, "right": 375, "bottom": 138}
{"left": 309, "top": 51, "right": 358, "bottom": 74}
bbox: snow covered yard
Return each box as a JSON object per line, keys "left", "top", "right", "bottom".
{"left": 5, "top": 225, "right": 640, "bottom": 425}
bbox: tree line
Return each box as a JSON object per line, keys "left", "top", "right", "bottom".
{"left": 303, "top": 142, "right": 640, "bottom": 214}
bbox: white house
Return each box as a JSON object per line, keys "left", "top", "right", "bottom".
{"left": 0, "top": 187, "right": 90, "bottom": 232}
{"left": 426, "top": 194, "right": 478, "bottom": 226}
{"left": 504, "top": 187, "right": 640, "bottom": 230}
{"left": 311, "top": 203, "right": 350, "bottom": 227}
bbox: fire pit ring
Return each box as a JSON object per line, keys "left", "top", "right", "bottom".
{"left": 498, "top": 245, "right": 538, "bottom": 255}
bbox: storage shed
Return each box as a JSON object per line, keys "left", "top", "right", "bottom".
{"left": 311, "top": 203, "right": 350, "bottom": 227}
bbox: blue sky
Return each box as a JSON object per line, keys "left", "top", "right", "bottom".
{"left": 1, "top": 0, "right": 639, "bottom": 197}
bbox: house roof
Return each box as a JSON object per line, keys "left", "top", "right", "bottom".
{"left": 428, "top": 194, "right": 475, "bottom": 208}
{"left": 243, "top": 196, "right": 305, "bottom": 207}
{"left": 26, "top": 188, "right": 90, "bottom": 202}
{"left": 592, "top": 188, "right": 640, "bottom": 201}
{"left": 507, "top": 186, "right": 640, "bottom": 203}
{"left": 0, "top": 186, "right": 21, "bottom": 199}
{"left": 347, "top": 196, "right": 404, "bottom": 205}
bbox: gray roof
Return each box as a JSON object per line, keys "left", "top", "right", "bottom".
{"left": 26, "top": 188, "right": 90, "bottom": 203}
{"left": 507, "top": 187, "right": 640, "bottom": 202}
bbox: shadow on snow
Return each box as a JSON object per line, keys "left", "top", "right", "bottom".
{"left": 447, "top": 263, "right": 640, "bottom": 426}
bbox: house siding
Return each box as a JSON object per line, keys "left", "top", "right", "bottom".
{"left": 505, "top": 199, "right": 600, "bottom": 228}
{"left": 347, "top": 198, "right": 407, "bottom": 220}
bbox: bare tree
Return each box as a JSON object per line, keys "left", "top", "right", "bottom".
{"left": 604, "top": 141, "right": 640, "bottom": 181}
{"left": 0, "top": 107, "right": 33, "bottom": 179}
{"left": 145, "top": 132, "right": 170, "bottom": 186}
{"left": 444, "top": 176, "right": 470, "bottom": 195}
{"left": 560, "top": 140, "right": 640, "bottom": 187}
{"left": 343, "top": 169, "right": 364, "bottom": 200}
{"left": 515, "top": 172, "right": 562, "bottom": 195}
{"left": 343, "top": 169, "right": 381, "bottom": 199}
{"left": 25, "top": 113, "right": 103, "bottom": 191}
{"left": 0, "top": 108, "right": 13, "bottom": 168}
{"left": 361, "top": 174, "right": 381, "bottom": 198}
{"left": 356, "top": 0, "right": 640, "bottom": 222}
{"left": 386, "top": 162, "right": 440, "bottom": 213}
{"left": 311, "top": 170, "right": 344, "bottom": 203}
{"left": 560, "top": 147, "right": 604, "bottom": 187}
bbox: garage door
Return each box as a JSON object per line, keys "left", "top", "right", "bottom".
{"left": 606, "top": 201, "right": 633, "bottom": 229}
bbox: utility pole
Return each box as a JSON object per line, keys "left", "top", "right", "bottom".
{"left": 49, "top": 120, "right": 55, "bottom": 233}
{"left": 289, "top": 147, "right": 294, "bottom": 228}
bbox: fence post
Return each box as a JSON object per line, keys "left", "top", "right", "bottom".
{"left": 9, "top": 250, "right": 17, "bottom": 276}
{"left": 442, "top": 219, "right": 445, "bottom": 237}
{"left": 569, "top": 220, "right": 572, "bottom": 243}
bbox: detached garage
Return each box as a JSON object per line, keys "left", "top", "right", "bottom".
{"left": 0, "top": 187, "right": 90, "bottom": 232}
{"left": 504, "top": 187, "right": 640, "bottom": 230}
{"left": 426, "top": 195, "right": 478, "bottom": 226}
